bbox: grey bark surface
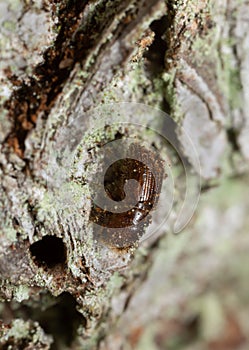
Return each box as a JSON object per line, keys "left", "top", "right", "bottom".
{"left": 0, "top": 0, "right": 249, "bottom": 349}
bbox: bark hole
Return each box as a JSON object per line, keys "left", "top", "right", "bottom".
{"left": 30, "top": 236, "right": 67, "bottom": 268}
{"left": 144, "top": 15, "right": 168, "bottom": 76}
{"left": 33, "top": 292, "right": 86, "bottom": 350}
{"left": 2, "top": 293, "right": 86, "bottom": 350}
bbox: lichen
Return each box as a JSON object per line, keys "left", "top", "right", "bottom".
{"left": 0, "top": 318, "right": 53, "bottom": 348}
{"left": 13, "top": 284, "right": 30, "bottom": 303}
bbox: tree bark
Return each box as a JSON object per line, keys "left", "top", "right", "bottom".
{"left": 0, "top": 0, "right": 249, "bottom": 349}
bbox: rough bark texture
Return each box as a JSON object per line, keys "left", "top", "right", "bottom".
{"left": 0, "top": 0, "right": 249, "bottom": 349}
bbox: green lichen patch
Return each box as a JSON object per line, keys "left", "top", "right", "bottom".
{"left": 0, "top": 318, "right": 53, "bottom": 349}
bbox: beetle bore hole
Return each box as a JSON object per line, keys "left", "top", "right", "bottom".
{"left": 30, "top": 236, "right": 67, "bottom": 268}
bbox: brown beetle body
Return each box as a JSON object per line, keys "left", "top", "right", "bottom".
{"left": 90, "top": 143, "right": 164, "bottom": 248}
